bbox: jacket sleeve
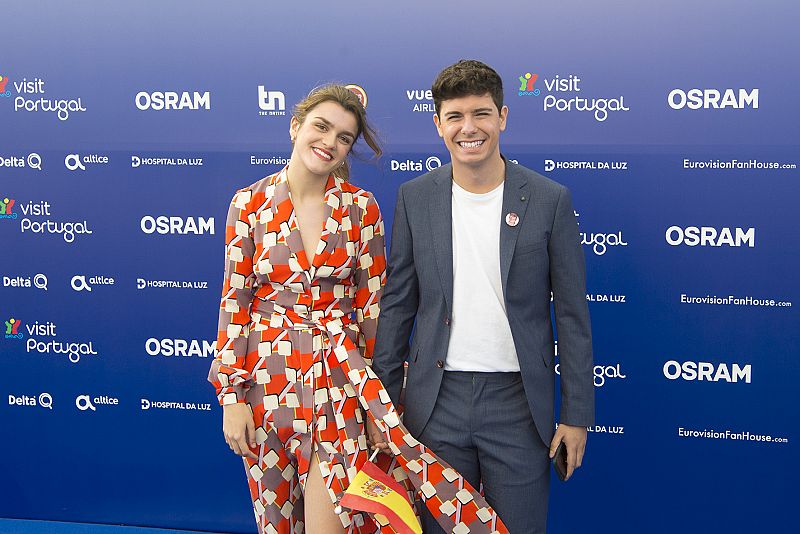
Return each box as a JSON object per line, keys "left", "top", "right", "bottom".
{"left": 371, "top": 184, "right": 419, "bottom": 407}
{"left": 353, "top": 192, "right": 386, "bottom": 362}
{"left": 208, "top": 188, "right": 257, "bottom": 406}
{"left": 549, "top": 186, "right": 595, "bottom": 427}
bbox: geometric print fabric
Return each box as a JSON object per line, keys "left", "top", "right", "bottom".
{"left": 209, "top": 167, "right": 506, "bottom": 533}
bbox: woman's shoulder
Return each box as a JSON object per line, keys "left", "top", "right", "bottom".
{"left": 228, "top": 169, "right": 284, "bottom": 208}
{"left": 338, "top": 179, "right": 379, "bottom": 211}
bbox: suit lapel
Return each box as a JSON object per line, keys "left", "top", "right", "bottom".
{"left": 499, "top": 163, "right": 531, "bottom": 296}
{"left": 428, "top": 166, "right": 454, "bottom": 313}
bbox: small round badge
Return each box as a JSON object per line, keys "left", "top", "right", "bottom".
{"left": 505, "top": 212, "right": 519, "bottom": 227}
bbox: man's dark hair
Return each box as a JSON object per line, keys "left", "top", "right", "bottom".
{"left": 431, "top": 59, "right": 504, "bottom": 116}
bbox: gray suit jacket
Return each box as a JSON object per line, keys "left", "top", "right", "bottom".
{"left": 372, "top": 161, "right": 594, "bottom": 445}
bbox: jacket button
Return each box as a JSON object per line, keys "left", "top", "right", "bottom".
{"left": 444, "top": 317, "right": 450, "bottom": 326}
{"left": 436, "top": 360, "right": 444, "bottom": 368}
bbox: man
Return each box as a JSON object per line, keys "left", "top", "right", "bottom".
{"left": 370, "top": 60, "right": 594, "bottom": 533}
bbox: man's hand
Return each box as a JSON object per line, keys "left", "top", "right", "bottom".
{"left": 223, "top": 403, "right": 257, "bottom": 460}
{"left": 549, "top": 423, "right": 587, "bottom": 481}
{"left": 366, "top": 417, "right": 390, "bottom": 453}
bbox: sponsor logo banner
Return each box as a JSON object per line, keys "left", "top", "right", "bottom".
{"left": 145, "top": 337, "right": 215, "bottom": 358}
{"left": 679, "top": 293, "right": 792, "bottom": 308}
{"left": 140, "top": 215, "right": 215, "bottom": 235}
{"left": 250, "top": 155, "right": 290, "bottom": 166}
{"left": 5, "top": 318, "right": 100, "bottom": 364}
{"left": 668, "top": 88, "right": 758, "bottom": 110}
{"left": 586, "top": 293, "right": 626, "bottom": 303}
{"left": 135, "top": 91, "right": 211, "bottom": 111}
{"left": 140, "top": 398, "right": 212, "bottom": 411}
{"left": 3, "top": 74, "right": 87, "bottom": 121}
{"left": 131, "top": 155, "right": 203, "bottom": 167}
{"left": 4, "top": 198, "right": 94, "bottom": 243}
{"left": 3, "top": 273, "right": 49, "bottom": 290}
{"left": 0, "top": 152, "right": 43, "bottom": 170}
{"left": 677, "top": 426, "right": 788, "bottom": 444}
{"left": 405, "top": 89, "right": 435, "bottom": 113}
{"left": 389, "top": 156, "right": 442, "bottom": 173}
{"left": 576, "top": 211, "right": 628, "bottom": 256}
{"left": 665, "top": 226, "right": 755, "bottom": 248}
{"left": 544, "top": 159, "right": 628, "bottom": 172}
{"left": 663, "top": 360, "right": 751, "bottom": 383}
{"left": 517, "top": 71, "right": 629, "bottom": 122}
{"left": 75, "top": 394, "right": 119, "bottom": 411}
{"left": 258, "top": 86, "right": 286, "bottom": 116}
{"left": 70, "top": 275, "right": 115, "bottom": 292}
{"left": 8, "top": 392, "right": 53, "bottom": 409}
{"left": 137, "top": 278, "right": 210, "bottom": 290}
{"left": 64, "top": 153, "right": 109, "bottom": 171}
{"left": 682, "top": 158, "right": 796, "bottom": 170}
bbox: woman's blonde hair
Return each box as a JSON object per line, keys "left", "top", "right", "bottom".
{"left": 292, "top": 84, "right": 382, "bottom": 181}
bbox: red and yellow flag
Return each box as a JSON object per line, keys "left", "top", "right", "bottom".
{"left": 339, "top": 460, "right": 422, "bottom": 534}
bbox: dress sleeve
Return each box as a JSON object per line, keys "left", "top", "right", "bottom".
{"left": 353, "top": 192, "right": 387, "bottom": 363}
{"left": 208, "top": 188, "right": 257, "bottom": 406}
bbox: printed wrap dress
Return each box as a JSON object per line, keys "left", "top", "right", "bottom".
{"left": 209, "top": 167, "right": 507, "bottom": 534}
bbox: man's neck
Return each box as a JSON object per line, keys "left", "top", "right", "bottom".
{"left": 451, "top": 155, "right": 506, "bottom": 194}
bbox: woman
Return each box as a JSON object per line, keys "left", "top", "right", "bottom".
{"left": 209, "top": 85, "right": 505, "bottom": 534}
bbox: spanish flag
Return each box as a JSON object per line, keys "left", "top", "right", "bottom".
{"left": 339, "top": 459, "right": 422, "bottom": 534}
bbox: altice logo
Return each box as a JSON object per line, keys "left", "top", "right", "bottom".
{"left": 518, "top": 73, "right": 540, "bottom": 96}
{"left": 5, "top": 317, "right": 23, "bottom": 339}
{"left": 0, "top": 75, "right": 10, "bottom": 97}
{"left": 1, "top": 197, "right": 17, "bottom": 219}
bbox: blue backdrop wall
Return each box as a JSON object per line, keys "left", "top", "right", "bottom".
{"left": 1, "top": 1, "right": 797, "bottom": 533}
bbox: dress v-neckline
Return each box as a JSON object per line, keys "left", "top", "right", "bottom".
{"left": 280, "top": 171, "right": 342, "bottom": 277}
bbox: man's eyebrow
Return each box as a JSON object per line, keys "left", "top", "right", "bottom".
{"left": 312, "top": 116, "right": 356, "bottom": 139}
{"left": 471, "top": 107, "right": 494, "bottom": 114}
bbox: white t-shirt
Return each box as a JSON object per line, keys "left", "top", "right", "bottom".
{"left": 445, "top": 180, "right": 520, "bottom": 372}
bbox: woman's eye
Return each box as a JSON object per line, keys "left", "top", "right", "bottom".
{"left": 340, "top": 136, "right": 352, "bottom": 144}
{"left": 315, "top": 123, "right": 326, "bottom": 131}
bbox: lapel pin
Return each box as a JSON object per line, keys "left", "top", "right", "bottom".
{"left": 521, "top": 196, "right": 526, "bottom": 201}
{"left": 505, "top": 212, "right": 519, "bottom": 227}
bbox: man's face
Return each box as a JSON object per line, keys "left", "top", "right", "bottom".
{"left": 434, "top": 93, "right": 507, "bottom": 170}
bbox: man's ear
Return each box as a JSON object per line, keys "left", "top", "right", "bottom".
{"left": 433, "top": 113, "right": 444, "bottom": 138}
{"left": 499, "top": 105, "right": 509, "bottom": 132}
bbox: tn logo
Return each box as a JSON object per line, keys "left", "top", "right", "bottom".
{"left": 258, "top": 86, "right": 285, "bottom": 111}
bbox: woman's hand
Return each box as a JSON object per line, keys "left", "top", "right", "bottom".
{"left": 366, "top": 417, "right": 390, "bottom": 453}
{"left": 223, "top": 403, "right": 257, "bottom": 460}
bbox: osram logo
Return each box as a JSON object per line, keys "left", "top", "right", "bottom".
{"left": 668, "top": 88, "right": 759, "bottom": 110}
{"left": 663, "top": 360, "right": 751, "bottom": 383}
{"left": 140, "top": 216, "right": 215, "bottom": 235}
{"left": 135, "top": 91, "right": 211, "bottom": 111}
{"left": 665, "top": 226, "right": 755, "bottom": 247}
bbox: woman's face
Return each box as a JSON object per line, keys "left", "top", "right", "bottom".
{"left": 290, "top": 101, "right": 358, "bottom": 178}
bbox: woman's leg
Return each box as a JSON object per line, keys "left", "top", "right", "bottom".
{"left": 304, "top": 452, "right": 346, "bottom": 534}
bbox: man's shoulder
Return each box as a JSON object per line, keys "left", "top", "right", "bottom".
{"left": 506, "top": 162, "right": 567, "bottom": 197}
{"left": 398, "top": 163, "right": 451, "bottom": 194}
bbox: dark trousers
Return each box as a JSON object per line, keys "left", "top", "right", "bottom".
{"left": 417, "top": 371, "right": 551, "bottom": 534}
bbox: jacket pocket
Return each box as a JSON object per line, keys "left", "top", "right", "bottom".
{"left": 515, "top": 237, "right": 548, "bottom": 256}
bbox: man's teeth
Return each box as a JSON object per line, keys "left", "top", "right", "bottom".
{"left": 459, "top": 140, "right": 484, "bottom": 148}
{"left": 313, "top": 148, "right": 332, "bottom": 160}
